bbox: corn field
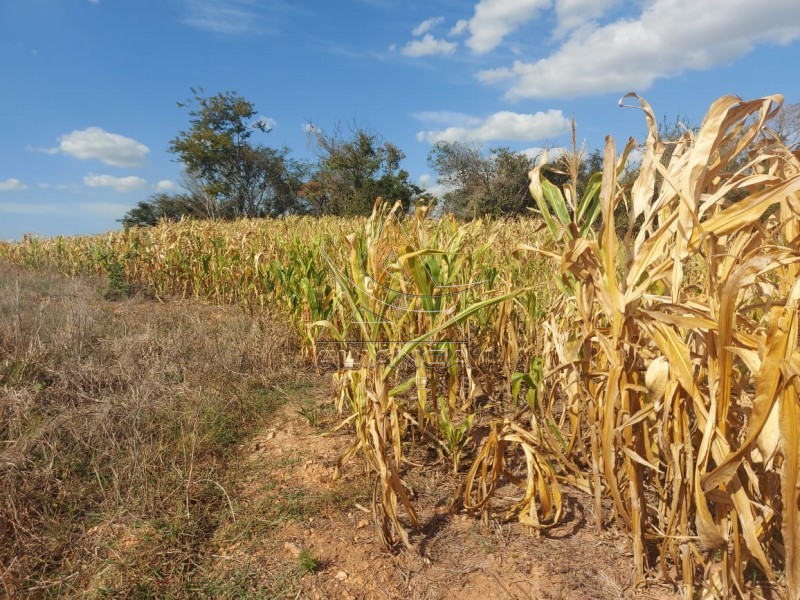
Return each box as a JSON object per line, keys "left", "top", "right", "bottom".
{"left": 2, "top": 94, "right": 799, "bottom": 598}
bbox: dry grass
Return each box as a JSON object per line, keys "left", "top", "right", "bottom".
{"left": 0, "top": 262, "right": 301, "bottom": 597}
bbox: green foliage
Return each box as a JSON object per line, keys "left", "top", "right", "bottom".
{"left": 436, "top": 397, "right": 475, "bottom": 474}
{"left": 306, "top": 124, "right": 421, "bottom": 216}
{"left": 120, "top": 192, "right": 203, "bottom": 227}
{"left": 151, "top": 88, "right": 307, "bottom": 221}
{"left": 297, "top": 405, "right": 319, "bottom": 429}
{"left": 427, "top": 141, "right": 536, "bottom": 218}
{"left": 170, "top": 88, "right": 265, "bottom": 198}
{"left": 296, "top": 550, "right": 319, "bottom": 574}
{"left": 91, "top": 245, "right": 132, "bottom": 300}
{"left": 511, "top": 356, "right": 544, "bottom": 412}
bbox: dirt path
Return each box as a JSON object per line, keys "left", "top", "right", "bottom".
{"left": 204, "top": 374, "right": 678, "bottom": 599}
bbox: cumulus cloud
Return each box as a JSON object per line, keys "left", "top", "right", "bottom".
{"left": 59, "top": 127, "right": 149, "bottom": 167}
{"left": 401, "top": 34, "right": 457, "bottom": 57}
{"left": 83, "top": 174, "right": 149, "bottom": 192}
{"left": 413, "top": 16, "right": 444, "bottom": 36}
{"left": 479, "top": 0, "right": 800, "bottom": 99}
{"left": 466, "top": 0, "right": 549, "bottom": 54}
{"left": 419, "top": 173, "right": 434, "bottom": 187}
{"left": 626, "top": 147, "right": 644, "bottom": 167}
{"left": 155, "top": 180, "right": 178, "bottom": 191}
{"left": 0, "top": 178, "right": 28, "bottom": 191}
{"left": 416, "top": 110, "right": 570, "bottom": 144}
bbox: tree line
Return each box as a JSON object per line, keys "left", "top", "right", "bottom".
{"left": 122, "top": 89, "right": 799, "bottom": 227}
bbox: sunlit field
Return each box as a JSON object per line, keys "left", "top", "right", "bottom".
{"left": 3, "top": 94, "right": 800, "bottom": 598}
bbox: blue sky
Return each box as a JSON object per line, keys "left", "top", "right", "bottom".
{"left": 2, "top": 0, "right": 799, "bottom": 240}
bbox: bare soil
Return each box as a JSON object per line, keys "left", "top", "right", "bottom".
{"left": 207, "top": 377, "right": 679, "bottom": 599}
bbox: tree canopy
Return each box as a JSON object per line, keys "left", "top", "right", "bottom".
{"left": 304, "top": 124, "right": 421, "bottom": 216}
{"left": 427, "top": 142, "right": 536, "bottom": 219}
{"left": 168, "top": 88, "right": 305, "bottom": 219}
{"left": 122, "top": 89, "right": 307, "bottom": 225}
{"left": 122, "top": 92, "right": 421, "bottom": 225}
{"left": 123, "top": 89, "right": 797, "bottom": 227}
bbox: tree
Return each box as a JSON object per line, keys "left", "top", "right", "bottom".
{"left": 219, "top": 145, "right": 307, "bottom": 218}
{"left": 307, "top": 124, "right": 421, "bottom": 216}
{"left": 120, "top": 192, "right": 203, "bottom": 228}
{"left": 168, "top": 88, "right": 305, "bottom": 219}
{"left": 427, "top": 141, "right": 536, "bottom": 219}
{"left": 769, "top": 99, "right": 800, "bottom": 146}
{"left": 122, "top": 88, "right": 308, "bottom": 226}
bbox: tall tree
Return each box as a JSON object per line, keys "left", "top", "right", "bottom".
{"left": 306, "top": 124, "right": 420, "bottom": 216}
{"left": 120, "top": 192, "right": 203, "bottom": 228}
{"left": 427, "top": 141, "right": 536, "bottom": 219}
{"left": 769, "top": 99, "right": 800, "bottom": 146}
{"left": 168, "top": 88, "right": 305, "bottom": 219}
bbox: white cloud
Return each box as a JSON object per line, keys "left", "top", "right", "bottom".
{"left": 418, "top": 173, "right": 452, "bottom": 198}
{"left": 401, "top": 34, "right": 457, "bottom": 57}
{"left": 25, "top": 144, "right": 59, "bottom": 155}
{"left": 520, "top": 146, "right": 567, "bottom": 164}
{"left": 155, "top": 180, "right": 178, "bottom": 191}
{"left": 413, "top": 16, "right": 444, "bottom": 36}
{"left": 83, "top": 175, "right": 149, "bottom": 192}
{"left": 0, "top": 178, "right": 28, "bottom": 191}
{"left": 475, "top": 67, "right": 515, "bottom": 85}
{"left": 482, "top": 0, "right": 800, "bottom": 99}
{"left": 627, "top": 147, "right": 643, "bottom": 167}
{"left": 416, "top": 110, "right": 570, "bottom": 144}
{"left": 182, "top": 0, "right": 262, "bottom": 35}
{"left": 59, "top": 127, "right": 149, "bottom": 167}
{"left": 254, "top": 116, "right": 277, "bottom": 131}
{"left": 554, "top": 0, "right": 620, "bottom": 36}
{"left": 466, "top": 0, "right": 550, "bottom": 54}
{"left": 449, "top": 19, "right": 469, "bottom": 37}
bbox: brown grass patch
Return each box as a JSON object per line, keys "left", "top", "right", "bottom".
{"left": 0, "top": 262, "right": 299, "bottom": 597}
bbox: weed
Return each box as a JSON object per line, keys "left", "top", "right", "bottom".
{"left": 297, "top": 405, "right": 319, "bottom": 429}
{"left": 297, "top": 550, "right": 319, "bottom": 575}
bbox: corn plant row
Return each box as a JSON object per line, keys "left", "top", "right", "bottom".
{"left": 525, "top": 93, "right": 800, "bottom": 598}
{"left": 2, "top": 93, "right": 798, "bottom": 598}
